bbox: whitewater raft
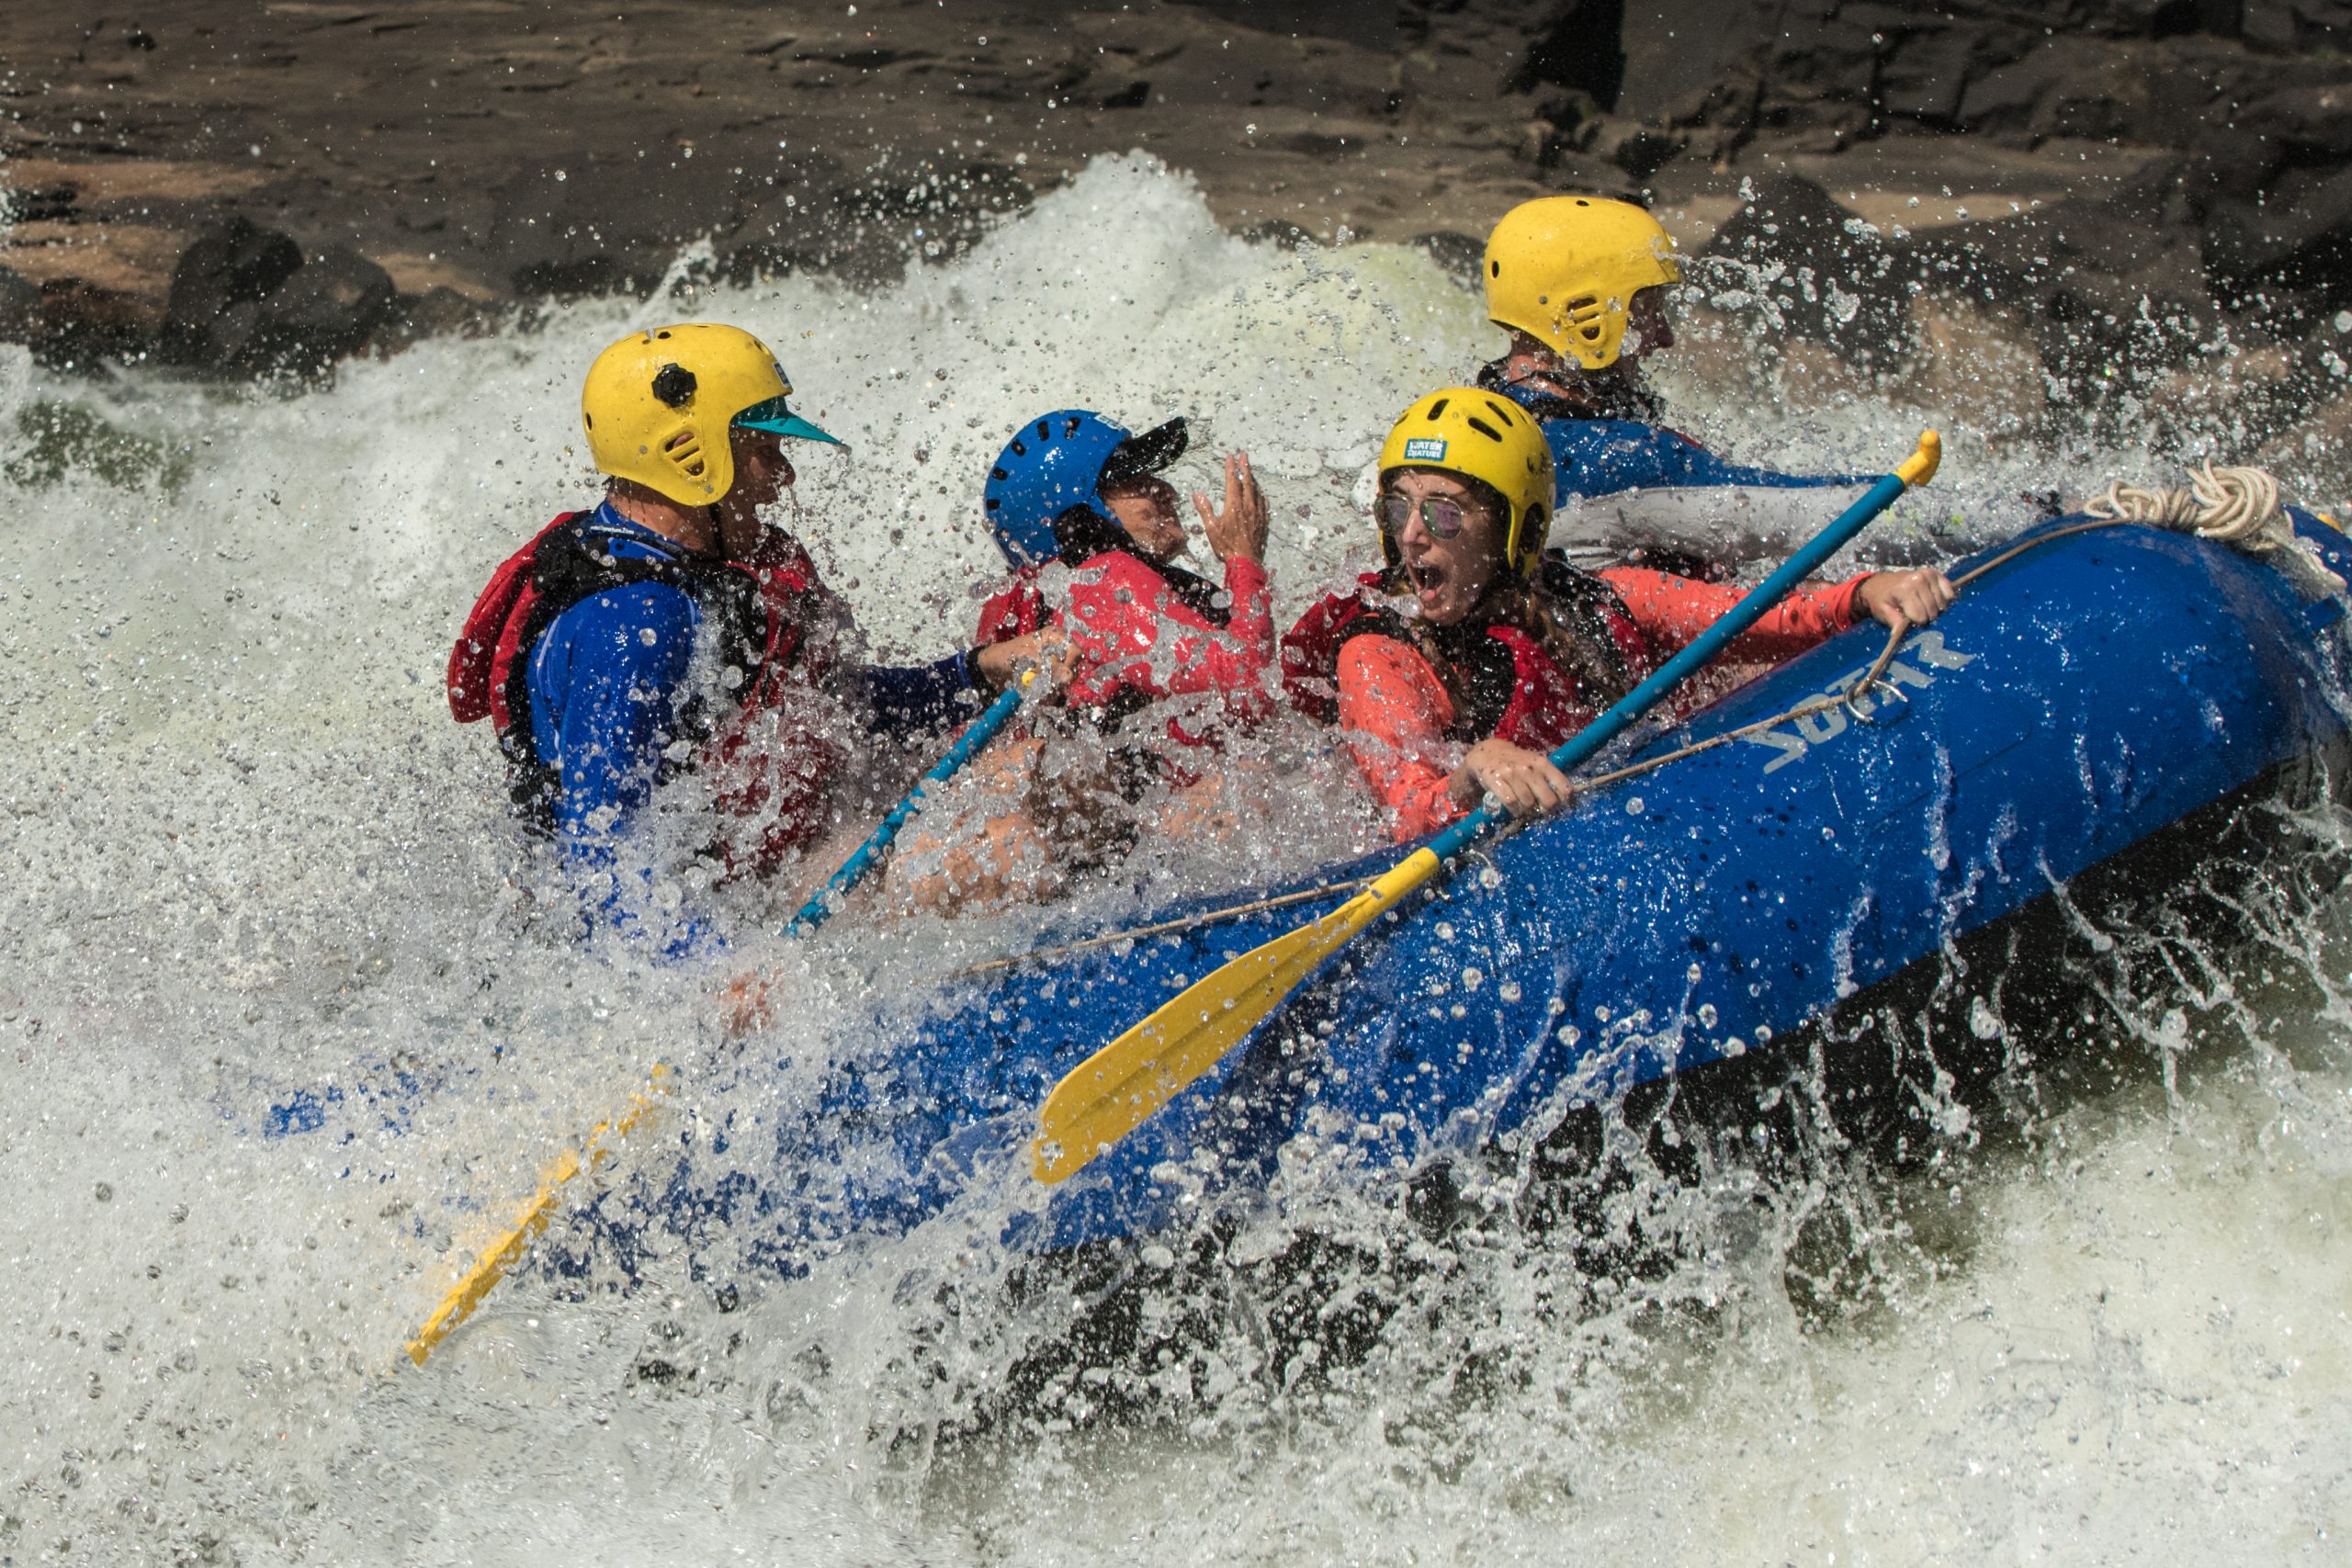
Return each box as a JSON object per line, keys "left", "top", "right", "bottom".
{"left": 623, "top": 507, "right": 2352, "bottom": 1269}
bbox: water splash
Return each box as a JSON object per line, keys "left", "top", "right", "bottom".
{"left": 3, "top": 152, "right": 2349, "bottom": 1566}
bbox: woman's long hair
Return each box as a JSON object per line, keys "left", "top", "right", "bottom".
{"left": 1380, "top": 473, "right": 1636, "bottom": 735}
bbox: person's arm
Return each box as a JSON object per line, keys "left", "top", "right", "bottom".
{"left": 863, "top": 623, "right": 1073, "bottom": 739}
{"left": 1339, "top": 634, "right": 1582, "bottom": 840}
{"left": 862, "top": 652, "right": 986, "bottom": 739}
{"left": 1599, "top": 566, "right": 1867, "bottom": 662}
{"left": 1600, "top": 565, "right": 1957, "bottom": 663}
{"left": 1563, "top": 420, "right": 1870, "bottom": 491}
{"left": 1336, "top": 634, "right": 1464, "bottom": 840}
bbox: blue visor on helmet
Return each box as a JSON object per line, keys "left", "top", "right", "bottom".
{"left": 734, "top": 393, "right": 844, "bottom": 447}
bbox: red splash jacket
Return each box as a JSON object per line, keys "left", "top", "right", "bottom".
{"left": 1282, "top": 560, "right": 1866, "bottom": 840}
{"left": 976, "top": 547, "right": 1274, "bottom": 749}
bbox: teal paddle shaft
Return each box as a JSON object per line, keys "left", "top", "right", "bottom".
{"left": 786, "top": 671, "right": 1036, "bottom": 936}
{"left": 1420, "top": 446, "right": 1935, "bottom": 866}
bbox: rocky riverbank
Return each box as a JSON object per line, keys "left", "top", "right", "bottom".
{"left": 4, "top": 1, "right": 2351, "bottom": 479}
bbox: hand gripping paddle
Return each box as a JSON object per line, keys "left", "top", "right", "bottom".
{"left": 1031, "top": 432, "right": 1941, "bottom": 1184}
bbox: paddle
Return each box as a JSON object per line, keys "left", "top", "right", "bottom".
{"left": 1031, "top": 429, "right": 1943, "bottom": 1185}
{"left": 404, "top": 666, "right": 1043, "bottom": 1366}
{"left": 786, "top": 667, "right": 1041, "bottom": 935}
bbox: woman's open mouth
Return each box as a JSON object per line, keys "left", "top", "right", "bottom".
{"left": 1406, "top": 556, "right": 1448, "bottom": 607}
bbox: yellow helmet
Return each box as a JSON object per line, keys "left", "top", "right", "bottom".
{"left": 580, "top": 322, "right": 841, "bottom": 506}
{"left": 1484, "top": 196, "right": 1682, "bottom": 371}
{"left": 1376, "top": 388, "right": 1554, "bottom": 575}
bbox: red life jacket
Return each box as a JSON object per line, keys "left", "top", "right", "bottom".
{"left": 974, "top": 549, "right": 1251, "bottom": 753}
{"left": 1278, "top": 557, "right": 1653, "bottom": 750}
{"left": 447, "top": 511, "right": 851, "bottom": 875}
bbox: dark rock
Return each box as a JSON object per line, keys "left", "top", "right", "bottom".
{"left": 1175, "top": 0, "right": 1402, "bottom": 42}
{"left": 0, "top": 265, "right": 40, "bottom": 339}
{"left": 1099, "top": 80, "right": 1151, "bottom": 110}
{"left": 206, "top": 300, "right": 264, "bottom": 367}
{"left": 1626, "top": 1, "right": 2342, "bottom": 149}
{"left": 2103, "top": 152, "right": 2199, "bottom": 231}
{"left": 378, "top": 287, "right": 502, "bottom": 349}
{"left": 1693, "top": 173, "right": 1917, "bottom": 365}
{"left": 2242, "top": 0, "right": 2352, "bottom": 51}
{"left": 1951, "top": 41, "right": 2077, "bottom": 136}
{"left": 2180, "top": 129, "right": 2288, "bottom": 212}
{"left": 158, "top": 216, "right": 303, "bottom": 366}
{"left": 1408, "top": 231, "right": 1484, "bottom": 289}
{"left": 1901, "top": 197, "right": 2214, "bottom": 397}
{"left": 1591, "top": 119, "right": 1689, "bottom": 180}
{"left": 2235, "top": 82, "right": 2352, "bottom": 161}
{"left": 2202, "top": 162, "right": 2352, "bottom": 299}
{"left": 724, "top": 159, "right": 1031, "bottom": 291}
{"left": 1242, "top": 219, "right": 1316, "bottom": 251}
{"left": 1877, "top": 23, "right": 2026, "bottom": 125}
{"left": 1507, "top": 0, "right": 1627, "bottom": 108}
{"left": 486, "top": 150, "right": 759, "bottom": 299}
{"left": 2022, "top": 49, "right": 2165, "bottom": 143}
{"left": 7, "top": 184, "right": 80, "bottom": 224}
{"left": 1617, "top": 1, "right": 1772, "bottom": 124}
{"left": 241, "top": 246, "right": 396, "bottom": 373}
{"left": 32, "top": 277, "right": 162, "bottom": 365}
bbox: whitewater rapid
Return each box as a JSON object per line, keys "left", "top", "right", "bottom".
{"left": 2, "top": 154, "right": 2346, "bottom": 1565}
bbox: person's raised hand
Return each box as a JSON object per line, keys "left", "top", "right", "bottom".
{"left": 1453, "top": 737, "right": 1577, "bottom": 818}
{"left": 973, "top": 624, "right": 1077, "bottom": 691}
{"left": 1854, "top": 567, "right": 1957, "bottom": 632}
{"left": 1193, "top": 452, "right": 1269, "bottom": 565}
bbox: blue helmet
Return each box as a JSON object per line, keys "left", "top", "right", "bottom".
{"left": 982, "top": 410, "right": 1188, "bottom": 568}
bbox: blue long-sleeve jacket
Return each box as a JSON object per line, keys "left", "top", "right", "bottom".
{"left": 526, "top": 505, "right": 983, "bottom": 956}
{"left": 1484, "top": 376, "right": 1871, "bottom": 572}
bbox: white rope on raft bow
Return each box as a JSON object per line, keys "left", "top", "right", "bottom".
{"left": 2085, "top": 461, "right": 2343, "bottom": 594}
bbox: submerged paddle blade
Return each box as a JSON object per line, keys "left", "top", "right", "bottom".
{"left": 404, "top": 1066, "right": 669, "bottom": 1366}
{"left": 1033, "top": 850, "right": 1441, "bottom": 1183}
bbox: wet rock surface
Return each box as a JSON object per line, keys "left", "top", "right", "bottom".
{"left": 0, "top": 0, "right": 2349, "bottom": 449}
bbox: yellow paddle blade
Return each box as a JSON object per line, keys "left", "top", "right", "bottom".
{"left": 1033, "top": 849, "right": 1442, "bottom": 1184}
{"left": 404, "top": 1065, "right": 670, "bottom": 1367}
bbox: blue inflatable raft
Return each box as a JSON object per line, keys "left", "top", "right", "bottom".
{"left": 633, "top": 507, "right": 2352, "bottom": 1270}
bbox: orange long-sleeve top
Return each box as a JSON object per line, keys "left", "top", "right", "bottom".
{"left": 1337, "top": 568, "right": 1868, "bottom": 841}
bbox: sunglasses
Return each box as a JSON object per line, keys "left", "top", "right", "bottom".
{"left": 1375, "top": 493, "right": 1475, "bottom": 539}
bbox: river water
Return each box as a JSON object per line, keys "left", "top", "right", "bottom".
{"left": 2, "top": 154, "right": 2347, "bottom": 1564}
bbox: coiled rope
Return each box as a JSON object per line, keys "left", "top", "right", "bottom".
{"left": 2083, "top": 461, "right": 2341, "bottom": 596}
{"left": 2085, "top": 461, "right": 2280, "bottom": 543}
{"left": 954, "top": 467, "right": 2334, "bottom": 977}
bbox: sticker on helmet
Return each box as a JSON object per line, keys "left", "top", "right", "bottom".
{"left": 1402, "top": 437, "right": 1448, "bottom": 461}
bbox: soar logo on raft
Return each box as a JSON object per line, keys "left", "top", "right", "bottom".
{"left": 1739, "top": 629, "right": 1975, "bottom": 773}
